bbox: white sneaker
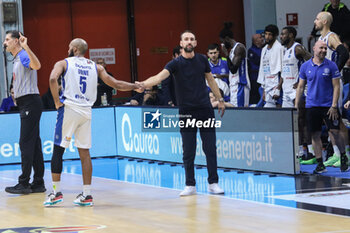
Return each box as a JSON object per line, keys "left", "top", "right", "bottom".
{"left": 43, "top": 192, "right": 63, "bottom": 207}
{"left": 179, "top": 186, "right": 196, "bottom": 196}
{"left": 208, "top": 183, "right": 224, "bottom": 194}
{"left": 73, "top": 193, "right": 94, "bottom": 206}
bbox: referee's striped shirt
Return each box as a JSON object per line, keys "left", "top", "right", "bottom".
{"left": 12, "top": 49, "right": 39, "bottom": 99}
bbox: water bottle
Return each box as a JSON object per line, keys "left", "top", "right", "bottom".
{"left": 101, "top": 93, "right": 108, "bottom": 106}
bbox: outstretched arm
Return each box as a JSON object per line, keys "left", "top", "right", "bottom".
{"left": 140, "top": 69, "right": 170, "bottom": 89}
{"left": 97, "top": 64, "right": 142, "bottom": 91}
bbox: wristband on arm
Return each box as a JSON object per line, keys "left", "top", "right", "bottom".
{"left": 336, "top": 44, "right": 349, "bottom": 71}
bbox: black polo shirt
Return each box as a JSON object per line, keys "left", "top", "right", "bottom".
{"left": 165, "top": 54, "right": 211, "bottom": 109}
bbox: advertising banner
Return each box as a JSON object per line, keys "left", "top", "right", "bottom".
{"left": 0, "top": 107, "right": 117, "bottom": 164}
{"left": 115, "top": 107, "right": 299, "bottom": 174}
{"left": 0, "top": 106, "right": 298, "bottom": 174}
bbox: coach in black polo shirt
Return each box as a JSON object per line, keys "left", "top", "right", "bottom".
{"left": 139, "top": 30, "right": 225, "bottom": 196}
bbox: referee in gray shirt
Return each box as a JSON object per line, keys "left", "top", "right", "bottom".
{"left": 3, "top": 31, "right": 46, "bottom": 194}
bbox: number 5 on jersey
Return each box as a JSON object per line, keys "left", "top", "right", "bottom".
{"left": 80, "top": 76, "right": 87, "bottom": 94}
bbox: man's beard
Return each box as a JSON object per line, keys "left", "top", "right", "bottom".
{"left": 224, "top": 41, "right": 231, "bottom": 49}
{"left": 184, "top": 45, "right": 194, "bottom": 53}
{"left": 266, "top": 37, "right": 276, "bottom": 46}
{"left": 281, "top": 38, "right": 290, "bottom": 46}
{"left": 68, "top": 50, "right": 74, "bottom": 57}
{"left": 318, "top": 52, "right": 326, "bottom": 59}
{"left": 315, "top": 24, "right": 322, "bottom": 31}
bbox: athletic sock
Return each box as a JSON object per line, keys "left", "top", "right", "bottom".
{"left": 299, "top": 145, "right": 303, "bottom": 156}
{"left": 83, "top": 185, "right": 91, "bottom": 196}
{"left": 333, "top": 145, "right": 341, "bottom": 157}
{"left": 53, "top": 181, "right": 61, "bottom": 194}
{"left": 322, "top": 148, "right": 327, "bottom": 161}
{"left": 308, "top": 144, "right": 314, "bottom": 155}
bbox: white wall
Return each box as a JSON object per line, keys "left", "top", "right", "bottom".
{"left": 276, "top": 0, "right": 350, "bottom": 51}
{"left": 244, "top": 0, "right": 277, "bottom": 48}
{"left": 245, "top": 0, "right": 350, "bottom": 51}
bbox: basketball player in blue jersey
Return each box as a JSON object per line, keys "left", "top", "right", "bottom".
{"left": 220, "top": 23, "right": 250, "bottom": 107}
{"left": 44, "top": 38, "right": 142, "bottom": 207}
{"left": 314, "top": 11, "right": 350, "bottom": 167}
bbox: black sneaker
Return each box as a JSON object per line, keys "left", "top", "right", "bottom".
{"left": 5, "top": 183, "right": 32, "bottom": 194}
{"left": 340, "top": 154, "right": 349, "bottom": 172}
{"left": 302, "top": 152, "right": 315, "bottom": 161}
{"left": 30, "top": 182, "right": 46, "bottom": 193}
{"left": 313, "top": 163, "right": 327, "bottom": 174}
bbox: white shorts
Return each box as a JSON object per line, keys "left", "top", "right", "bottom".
{"left": 264, "top": 101, "right": 277, "bottom": 108}
{"left": 264, "top": 91, "right": 277, "bottom": 108}
{"left": 282, "top": 99, "right": 295, "bottom": 108}
{"left": 54, "top": 104, "right": 92, "bottom": 149}
{"left": 282, "top": 93, "right": 295, "bottom": 108}
{"left": 229, "top": 83, "right": 250, "bottom": 107}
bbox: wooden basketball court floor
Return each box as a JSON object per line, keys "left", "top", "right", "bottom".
{"left": 1, "top": 158, "right": 350, "bottom": 233}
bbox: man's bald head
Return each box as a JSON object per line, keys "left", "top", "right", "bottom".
{"left": 313, "top": 40, "right": 327, "bottom": 60}
{"left": 315, "top": 40, "right": 327, "bottom": 48}
{"left": 319, "top": 11, "right": 333, "bottom": 27}
{"left": 70, "top": 38, "right": 88, "bottom": 55}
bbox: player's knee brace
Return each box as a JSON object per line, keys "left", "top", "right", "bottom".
{"left": 51, "top": 145, "right": 65, "bottom": 173}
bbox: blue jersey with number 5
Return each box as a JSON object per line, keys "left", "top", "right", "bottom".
{"left": 61, "top": 57, "right": 98, "bottom": 107}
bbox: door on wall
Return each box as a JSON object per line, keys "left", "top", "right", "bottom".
{"left": 23, "top": 0, "right": 131, "bottom": 98}
{"left": 133, "top": 0, "right": 245, "bottom": 81}
{"left": 133, "top": 0, "right": 188, "bottom": 80}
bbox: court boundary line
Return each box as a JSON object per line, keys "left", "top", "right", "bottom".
{"left": 2, "top": 166, "right": 350, "bottom": 219}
